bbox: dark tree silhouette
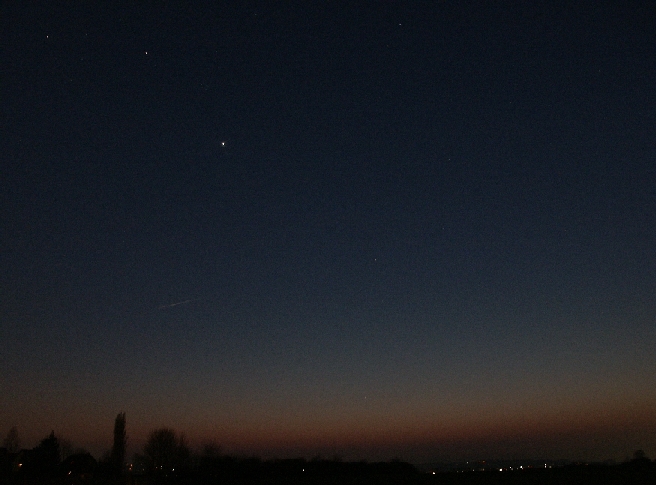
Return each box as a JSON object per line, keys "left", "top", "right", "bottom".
{"left": 201, "top": 441, "right": 220, "bottom": 459}
{"left": 177, "top": 433, "right": 190, "bottom": 469}
{"left": 634, "top": 449, "right": 648, "bottom": 460}
{"left": 143, "top": 428, "right": 190, "bottom": 475}
{"left": 144, "top": 428, "right": 177, "bottom": 473}
{"left": 33, "top": 431, "right": 60, "bottom": 474}
{"left": 3, "top": 427, "right": 20, "bottom": 453}
{"left": 198, "top": 441, "right": 222, "bottom": 478}
{"left": 111, "top": 412, "right": 127, "bottom": 474}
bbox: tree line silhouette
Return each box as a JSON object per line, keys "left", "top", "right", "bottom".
{"left": 2, "top": 415, "right": 655, "bottom": 485}
{"left": 0, "top": 414, "right": 417, "bottom": 484}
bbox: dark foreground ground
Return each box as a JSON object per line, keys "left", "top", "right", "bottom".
{"left": 3, "top": 458, "right": 656, "bottom": 485}
{"left": 5, "top": 467, "right": 656, "bottom": 485}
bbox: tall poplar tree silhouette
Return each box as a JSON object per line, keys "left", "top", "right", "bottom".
{"left": 111, "top": 412, "right": 127, "bottom": 475}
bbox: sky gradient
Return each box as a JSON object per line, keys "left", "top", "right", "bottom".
{"left": 2, "top": 1, "right": 655, "bottom": 463}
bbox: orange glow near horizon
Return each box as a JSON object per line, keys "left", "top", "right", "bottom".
{"left": 8, "top": 393, "right": 656, "bottom": 462}
{"left": 169, "top": 399, "right": 656, "bottom": 462}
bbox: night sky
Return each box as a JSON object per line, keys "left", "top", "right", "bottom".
{"left": 2, "top": 2, "right": 655, "bottom": 463}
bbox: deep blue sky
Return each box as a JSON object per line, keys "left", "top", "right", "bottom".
{"left": 2, "top": 1, "right": 655, "bottom": 462}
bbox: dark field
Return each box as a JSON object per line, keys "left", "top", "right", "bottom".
{"left": 4, "top": 459, "right": 656, "bottom": 485}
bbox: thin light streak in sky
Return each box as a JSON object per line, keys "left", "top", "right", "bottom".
{"left": 157, "top": 299, "right": 201, "bottom": 310}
